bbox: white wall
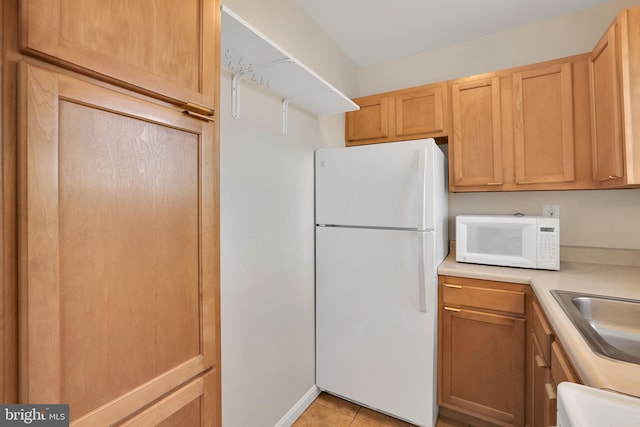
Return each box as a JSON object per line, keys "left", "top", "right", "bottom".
{"left": 357, "top": 0, "right": 640, "bottom": 95}
{"left": 220, "top": 75, "right": 315, "bottom": 427}
{"left": 357, "top": 0, "right": 640, "bottom": 249}
{"left": 219, "top": 1, "right": 357, "bottom": 426}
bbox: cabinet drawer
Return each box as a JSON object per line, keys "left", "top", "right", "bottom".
{"left": 551, "top": 341, "right": 580, "bottom": 385}
{"left": 442, "top": 282, "right": 525, "bottom": 314}
{"left": 532, "top": 300, "right": 554, "bottom": 362}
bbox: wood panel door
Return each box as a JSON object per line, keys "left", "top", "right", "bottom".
{"left": 440, "top": 307, "right": 525, "bottom": 426}
{"left": 346, "top": 95, "right": 391, "bottom": 143}
{"left": 18, "top": 62, "right": 219, "bottom": 426}
{"left": 530, "top": 335, "right": 555, "bottom": 427}
{"left": 450, "top": 77, "right": 503, "bottom": 189}
{"left": 19, "top": 0, "right": 219, "bottom": 110}
{"left": 395, "top": 84, "right": 445, "bottom": 137}
{"left": 119, "top": 371, "right": 218, "bottom": 427}
{"left": 589, "top": 22, "right": 625, "bottom": 186}
{"left": 513, "top": 63, "right": 575, "bottom": 186}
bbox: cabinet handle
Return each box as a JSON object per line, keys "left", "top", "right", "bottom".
{"left": 486, "top": 182, "right": 503, "bottom": 186}
{"left": 184, "top": 110, "right": 216, "bottom": 122}
{"left": 599, "top": 175, "right": 622, "bottom": 182}
{"left": 444, "top": 307, "right": 461, "bottom": 312}
{"left": 516, "top": 180, "right": 544, "bottom": 185}
{"left": 443, "top": 284, "right": 462, "bottom": 289}
{"left": 535, "top": 355, "right": 548, "bottom": 368}
{"left": 545, "top": 383, "right": 557, "bottom": 400}
{"left": 181, "top": 101, "right": 216, "bottom": 116}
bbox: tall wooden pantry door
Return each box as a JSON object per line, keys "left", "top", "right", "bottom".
{"left": 18, "top": 63, "right": 219, "bottom": 426}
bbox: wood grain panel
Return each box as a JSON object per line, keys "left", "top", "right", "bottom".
{"left": 346, "top": 96, "right": 390, "bottom": 141}
{"left": 442, "top": 283, "right": 525, "bottom": 314}
{"left": 590, "top": 23, "right": 624, "bottom": 184}
{"left": 551, "top": 341, "right": 580, "bottom": 385}
{"left": 513, "top": 63, "right": 575, "bottom": 185}
{"left": 58, "top": 100, "right": 200, "bottom": 415}
{"left": 451, "top": 77, "right": 503, "bottom": 188}
{"left": 395, "top": 84, "right": 445, "bottom": 137}
{"left": 20, "top": 0, "right": 218, "bottom": 108}
{"left": 441, "top": 308, "right": 525, "bottom": 426}
{"left": 531, "top": 301, "right": 554, "bottom": 362}
{"left": 2, "top": 0, "right": 19, "bottom": 404}
{"left": 18, "top": 62, "right": 218, "bottom": 426}
{"left": 120, "top": 370, "right": 216, "bottom": 427}
{"left": 530, "top": 335, "right": 554, "bottom": 427}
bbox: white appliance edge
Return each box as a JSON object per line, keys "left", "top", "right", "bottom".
{"left": 314, "top": 139, "right": 447, "bottom": 427}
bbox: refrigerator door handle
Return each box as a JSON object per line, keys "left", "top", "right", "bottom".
{"left": 417, "top": 148, "right": 426, "bottom": 231}
{"left": 417, "top": 233, "right": 427, "bottom": 313}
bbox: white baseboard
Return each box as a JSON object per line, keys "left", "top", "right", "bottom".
{"left": 273, "top": 385, "right": 321, "bottom": 427}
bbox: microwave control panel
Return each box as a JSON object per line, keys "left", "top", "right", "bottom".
{"left": 537, "top": 218, "right": 560, "bottom": 270}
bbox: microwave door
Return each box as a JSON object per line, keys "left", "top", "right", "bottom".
{"left": 457, "top": 219, "right": 537, "bottom": 268}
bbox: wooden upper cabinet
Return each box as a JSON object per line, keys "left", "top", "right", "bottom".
{"left": 395, "top": 85, "right": 445, "bottom": 137}
{"left": 346, "top": 95, "right": 391, "bottom": 142}
{"left": 450, "top": 77, "right": 503, "bottom": 190}
{"left": 590, "top": 23, "right": 624, "bottom": 185}
{"left": 346, "top": 82, "right": 447, "bottom": 146}
{"left": 513, "top": 62, "right": 575, "bottom": 186}
{"left": 589, "top": 7, "right": 640, "bottom": 188}
{"left": 449, "top": 54, "right": 595, "bottom": 192}
{"left": 18, "top": 63, "right": 219, "bottom": 426}
{"left": 19, "top": 0, "right": 219, "bottom": 110}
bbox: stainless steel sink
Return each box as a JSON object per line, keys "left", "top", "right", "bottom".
{"left": 551, "top": 290, "right": 640, "bottom": 364}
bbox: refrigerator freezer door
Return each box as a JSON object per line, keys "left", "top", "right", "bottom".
{"left": 315, "top": 139, "right": 441, "bottom": 230}
{"left": 316, "top": 226, "right": 437, "bottom": 426}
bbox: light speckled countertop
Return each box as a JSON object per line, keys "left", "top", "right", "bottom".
{"left": 438, "top": 253, "right": 640, "bottom": 398}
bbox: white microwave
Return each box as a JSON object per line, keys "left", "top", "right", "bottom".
{"left": 456, "top": 215, "right": 560, "bottom": 270}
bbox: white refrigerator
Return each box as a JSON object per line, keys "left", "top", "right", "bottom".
{"left": 315, "top": 138, "right": 448, "bottom": 427}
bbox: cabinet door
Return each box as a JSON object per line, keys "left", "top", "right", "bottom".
{"left": 450, "top": 77, "right": 503, "bottom": 188}
{"left": 440, "top": 307, "right": 525, "bottom": 426}
{"left": 589, "top": 23, "right": 625, "bottom": 185}
{"left": 18, "top": 63, "right": 219, "bottom": 426}
{"left": 346, "top": 95, "right": 391, "bottom": 143}
{"left": 20, "top": 0, "right": 218, "bottom": 109}
{"left": 513, "top": 63, "right": 575, "bottom": 185}
{"left": 551, "top": 342, "right": 580, "bottom": 385}
{"left": 395, "top": 84, "right": 445, "bottom": 138}
{"left": 531, "top": 336, "right": 555, "bottom": 427}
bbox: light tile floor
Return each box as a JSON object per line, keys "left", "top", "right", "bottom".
{"left": 293, "top": 392, "right": 470, "bottom": 427}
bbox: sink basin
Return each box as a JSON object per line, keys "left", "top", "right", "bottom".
{"left": 551, "top": 290, "right": 640, "bottom": 364}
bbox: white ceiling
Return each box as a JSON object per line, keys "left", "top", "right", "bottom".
{"left": 295, "top": 0, "right": 612, "bottom": 67}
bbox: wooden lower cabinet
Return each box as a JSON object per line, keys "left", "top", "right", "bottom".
{"left": 529, "top": 327, "right": 555, "bottom": 427}
{"left": 439, "top": 276, "right": 582, "bottom": 427}
{"left": 438, "top": 276, "right": 526, "bottom": 427}
{"left": 528, "top": 300, "right": 555, "bottom": 427}
{"left": 527, "top": 297, "right": 580, "bottom": 427}
{"left": 18, "top": 62, "right": 220, "bottom": 426}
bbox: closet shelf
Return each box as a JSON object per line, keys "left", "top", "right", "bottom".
{"left": 221, "top": 5, "right": 359, "bottom": 123}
